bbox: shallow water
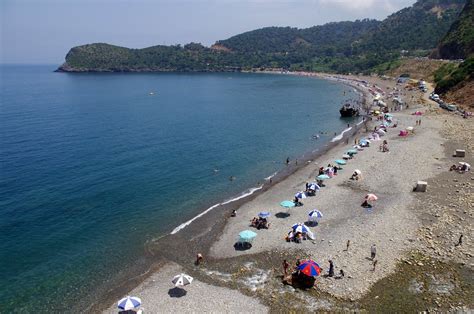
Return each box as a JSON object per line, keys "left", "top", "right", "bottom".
{"left": 0, "top": 65, "right": 359, "bottom": 311}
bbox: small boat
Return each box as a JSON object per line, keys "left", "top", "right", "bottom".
{"left": 339, "top": 102, "right": 360, "bottom": 117}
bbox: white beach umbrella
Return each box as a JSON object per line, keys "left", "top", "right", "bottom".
{"left": 172, "top": 273, "right": 194, "bottom": 287}
{"left": 117, "top": 296, "right": 142, "bottom": 311}
{"left": 406, "top": 126, "right": 414, "bottom": 131}
{"left": 354, "top": 169, "right": 362, "bottom": 175}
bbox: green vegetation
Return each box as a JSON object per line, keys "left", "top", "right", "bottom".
{"left": 434, "top": 56, "right": 474, "bottom": 93}
{"left": 435, "top": 0, "right": 474, "bottom": 59}
{"left": 57, "top": 0, "right": 466, "bottom": 74}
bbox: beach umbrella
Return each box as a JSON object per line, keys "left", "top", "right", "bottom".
{"left": 347, "top": 149, "right": 358, "bottom": 155}
{"left": 297, "top": 260, "right": 322, "bottom": 277}
{"left": 118, "top": 296, "right": 142, "bottom": 311}
{"left": 342, "top": 154, "right": 351, "bottom": 160}
{"left": 365, "top": 193, "right": 378, "bottom": 201}
{"left": 295, "top": 191, "right": 307, "bottom": 199}
{"left": 280, "top": 200, "right": 296, "bottom": 209}
{"left": 308, "top": 183, "right": 320, "bottom": 191}
{"left": 335, "top": 159, "right": 346, "bottom": 165}
{"left": 316, "top": 174, "right": 330, "bottom": 180}
{"left": 459, "top": 162, "right": 471, "bottom": 169}
{"left": 172, "top": 273, "right": 193, "bottom": 287}
{"left": 258, "top": 211, "right": 271, "bottom": 218}
{"left": 406, "top": 126, "right": 414, "bottom": 131}
{"left": 354, "top": 169, "right": 362, "bottom": 175}
{"left": 308, "top": 210, "right": 323, "bottom": 221}
{"left": 238, "top": 230, "right": 257, "bottom": 243}
{"left": 292, "top": 223, "right": 312, "bottom": 234}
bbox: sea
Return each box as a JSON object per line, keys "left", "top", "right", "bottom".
{"left": 0, "top": 65, "right": 360, "bottom": 311}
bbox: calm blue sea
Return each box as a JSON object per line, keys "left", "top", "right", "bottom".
{"left": 0, "top": 65, "right": 358, "bottom": 311}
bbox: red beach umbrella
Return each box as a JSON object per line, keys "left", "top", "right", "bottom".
{"left": 297, "top": 260, "right": 321, "bottom": 277}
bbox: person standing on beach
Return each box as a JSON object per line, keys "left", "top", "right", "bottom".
{"left": 346, "top": 240, "right": 350, "bottom": 251}
{"left": 283, "top": 260, "right": 289, "bottom": 276}
{"left": 371, "top": 244, "right": 377, "bottom": 260}
{"left": 328, "top": 260, "right": 334, "bottom": 277}
{"left": 196, "top": 253, "right": 203, "bottom": 265}
{"left": 286, "top": 157, "right": 290, "bottom": 165}
{"left": 456, "top": 234, "right": 463, "bottom": 246}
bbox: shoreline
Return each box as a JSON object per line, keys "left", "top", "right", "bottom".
{"left": 99, "top": 73, "right": 473, "bottom": 312}
{"left": 93, "top": 73, "right": 373, "bottom": 312}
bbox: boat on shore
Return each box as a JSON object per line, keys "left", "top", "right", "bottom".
{"left": 339, "top": 101, "right": 360, "bottom": 117}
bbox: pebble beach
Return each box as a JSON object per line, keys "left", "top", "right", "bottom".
{"left": 103, "top": 74, "right": 473, "bottom": 313}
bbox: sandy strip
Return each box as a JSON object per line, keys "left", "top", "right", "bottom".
{"left": 103, "top": 262, "right": 268, "bottom": 313}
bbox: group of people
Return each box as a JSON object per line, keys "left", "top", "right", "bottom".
{"left": 450, "top": 163, "right": 471, "bottom": 173}
{"left": 285, "top": 230, "right": 309, "bottom": 243}
{"left": 250, "top": 217, "right": 270, "bottom": 230}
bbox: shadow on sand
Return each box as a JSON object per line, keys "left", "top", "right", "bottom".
{"left": 168, "top": 287, "right": 187, "bottom": 298}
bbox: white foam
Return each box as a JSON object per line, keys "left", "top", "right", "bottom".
{"left": 170, "top": 185, "right": 263, "bottom": 234}
{"left": 357, "top": 120, "right": 364, "bottom": 126}
{"left": 170, "top": 203, "right": 221, "bottom": 235}
{"left": 264, "top": 172, "right": 277, "bottom": 181}
{"left": 221, "top": 185, "right": 263, "bottom": 205}
{"left": 330, "top": 127, "right": 352, "bottom": 142}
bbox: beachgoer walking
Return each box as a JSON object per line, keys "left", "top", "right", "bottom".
{"left": 283, "top": 259, "right": 289, "bottom": 276}
{"left": 346, "top": 240, "right": 350, "bottom": 251}
{"left": 354, "top": 138, "right": 358, "bottom": 145}
{"left": 231, "top": 210, "right": 236, "bottom": 217}
{"left": 196, "top": 253, "right": 203, "bottom": 265}
{"left": 456, "top": 234, "right": 463, "bottom": 246}
{"left": 328, "top": 260, "right": 334, "bottom": 277}
{"left": 371, "top": 244, "right": 377, "bottom": 260}
{"left": 295, "top": 159, "right": 298, "bottom": 165}
{"left": 419, "top": 119, "right": 421, "bottom": 125}
{"left": 286, "top": 157, "right": 290, "bottom": 165}
{"left": 372, "top": 259, "right": 378, "bottom": 271}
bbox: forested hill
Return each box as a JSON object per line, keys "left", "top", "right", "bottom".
{"left": 213, "top": 20, "right": 381, "bottom": 54}
{"left": 57, "top": 0, "right": 466, "bottom": 74}
{"left": 433, "top": 0, "right": 474, "bottom": 59}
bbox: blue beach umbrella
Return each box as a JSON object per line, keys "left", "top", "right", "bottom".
{"left": 292, "top": 223, "right": 312, "bottom": 234}
{"left": 308, "top": 209, "right": 323, "bottom": 220}
{"left": 308, "top": 182, "right": 320, "bottom": 191}
{"left": 316, "top": 174, "right": 330, "bottom": 180}
{"left": 238, "top": 230, "right": 257, "bottom": 243}
{"left": 335, "top": 159, "right": 346, "bottom": 165}
{"left": 294, "top": 191, "right": 307, "bottom": 199}
{"left": 280, "top": 200, "right": 296, "bottom": 208}
{"left": 258, "top": 211, "right": 271, "bottom": 218}
{"left": 118, "top": 296, "right": 141, "bottom": 311}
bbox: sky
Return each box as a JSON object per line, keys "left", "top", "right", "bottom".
{"left": 1, "top": 0, "right": 416, "bottom": 64}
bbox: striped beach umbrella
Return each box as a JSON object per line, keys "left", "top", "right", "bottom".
{"left": 308, "top": 210, "right": 323, "bottom": 221}
{"left": 308, "top": 182, "right": 320, "bottom": 191}
{"left": 117, "top": 296, "right": 142, "bottom": 311}
{"left": 294, "top": 191, "right": 307, "bottom": 199}
{"left": 172, "top": 273, "right": 193, "bottom": 287}
{"left": 297, "top": 260, "right": 322, "bottom": 277}
{"left": 291, "top": 223, "right": 311, "bottom": 234}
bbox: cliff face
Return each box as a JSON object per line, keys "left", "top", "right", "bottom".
{"left": 433, "top": 0, "right": 474, "bottom": 59}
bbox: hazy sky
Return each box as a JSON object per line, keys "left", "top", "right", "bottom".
{"left": 1, "top": 0, "right": 416, "bottom": 64}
